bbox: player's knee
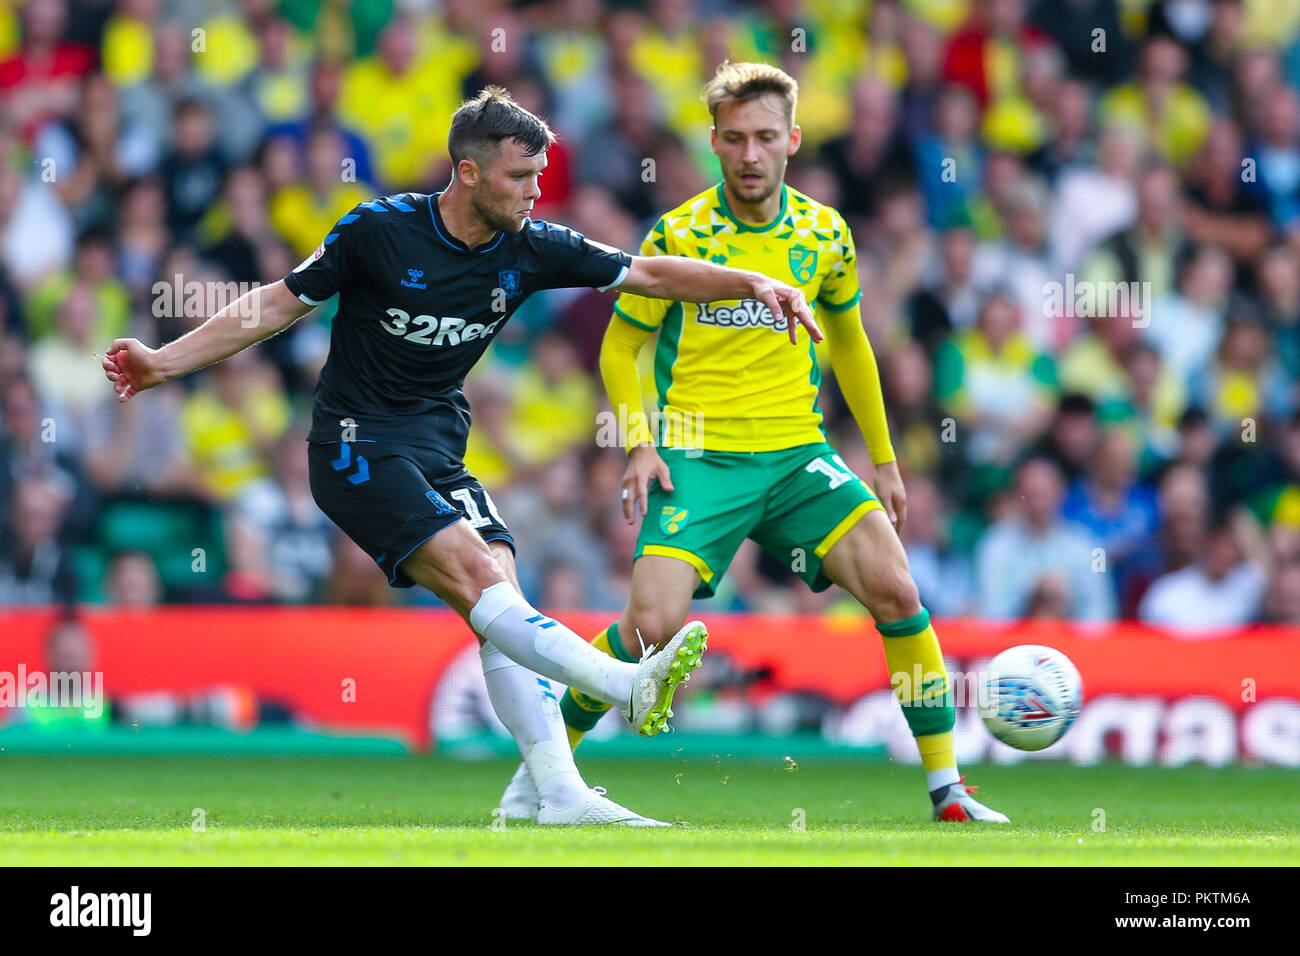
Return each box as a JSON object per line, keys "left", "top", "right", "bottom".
{"left": 623, "top": 606, "right": 684, "bottom": 650}
{"left": 462, "top": 547, "right": 507, "bottom": 595}
{"left": 429, "top": 533, "right": 508, "bottom": 613}
{"left": 872, "top": 573, "right": 922, "bottom": 624}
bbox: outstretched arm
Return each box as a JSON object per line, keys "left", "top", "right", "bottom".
{"left": 823, "top": 302, "right": 905, "bottom": 532}
{"left": 599, "top": 316, "right": 673, "bottom": 523}
{"left": 103, "top": 280, "right": 312, "bottom": 402}
{"left": 619, "top": 255, "right": 822, "bottom": 345}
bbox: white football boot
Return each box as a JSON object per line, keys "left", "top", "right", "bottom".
{"left": 931, "top": 776, "right": 1011, "bottom": 823}
{"left": 497, "top": 762, "right": 540, "bottom": 821}
{"left": 537, "top": 787, "right": 671, "bottom": 827}
{"left": 625, "top": 621, "right": 708, "bottom": 737}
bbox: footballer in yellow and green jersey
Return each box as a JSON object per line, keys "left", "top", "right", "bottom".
{"left": 612, "top": 182, "right": 862, "bottom": 453}
{"left": 541, "top": 60, "right": 1001, "bottom": 827}
{"left": 603, "top": 180, "right": 885, "bottom": 596}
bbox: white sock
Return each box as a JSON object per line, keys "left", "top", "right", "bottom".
{"left": 480, "top": 642, "right": 586, "bottom": 810}
{"left": 469, "top": 582, "right": 635, "bottom": 707}
{"left": 926, "top": 767, "right": 961, "bottom": 792}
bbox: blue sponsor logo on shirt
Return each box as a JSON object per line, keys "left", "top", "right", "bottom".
{"left": 401, "top": 268, "right": 427, "bottom": 290}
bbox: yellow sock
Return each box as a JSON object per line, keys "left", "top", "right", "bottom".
{"left": 916, "top": 730, "right": 958, "bottom": 776}
{"left": 876, "top": 608, "right": 958, "bottom": 777}
{"left": 559, "top": 622, "right": 635, "bottom": 751}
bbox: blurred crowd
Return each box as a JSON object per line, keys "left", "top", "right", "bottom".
{"left": 1, "top": 0, "right": 1299, "bottom": 627}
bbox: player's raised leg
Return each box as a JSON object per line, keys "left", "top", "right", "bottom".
{"left": 499, "top": 556, "right": 703, "bottom": 817}
{"left": 820, "top": 508, "right": 1009, "bottom": 823}
{"left": 483, "top": 543, "right": 668, "bottom": 826}
{"left": 398, "top": 521, "right": 704, "bottom": 737}
{"left": 561, "top": 556, "right": 702, "bottom": 747}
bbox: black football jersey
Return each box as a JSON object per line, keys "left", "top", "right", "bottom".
{"left": 283, "top": 191, "right": 631, "bottom": 459}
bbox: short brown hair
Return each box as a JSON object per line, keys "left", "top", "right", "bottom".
{"left": 702, "top": 61, "right": 798, "bottom": 129}
{"left": 447, "top": 86, "right": 556, "bottom": 170}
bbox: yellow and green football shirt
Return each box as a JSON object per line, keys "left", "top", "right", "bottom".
{"left": 613, "top": 183, "right": 861, "bottom": 452}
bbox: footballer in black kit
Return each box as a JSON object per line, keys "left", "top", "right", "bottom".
{"left": 284, "top": 190, "right": 633, "bottom": 587}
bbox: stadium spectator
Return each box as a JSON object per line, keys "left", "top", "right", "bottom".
{"left": 242, "top": 14, "right": 311, "bottom": 132}
{"left": 1115, "top": 341, "right": 1183, "bottom": 470}
{"left": 0, "top": 0, "right": 94, "bottom": 142}
{"left": 1117, "top": 461, "right": 1211, "bottom": 618}
{"left": 1264, "top": 560, "right": 1300, "bottom": 623}
{"left": 974, "top": 456, "right": 1116, "bottom": 622}
{"left": 82, "top": 382, "right": 190, "bottom": 497}
{"left": 906, "top": 220, "right": 980, "bottom": 353}
{"left": 1256, "top": 242, "right": 1300, "bottom": 381}
{"left": 1049, "top": 120, "right": 1140, "bottom": 274}
{"left": 508, "top": 330, "right": 598, "bottom": 469}
{"left": 0, "top": 476, "right": 76, "bottom": 605}
{"left": 158, "top": 98, "right": 227, "bottom": 241}
{"left": 1098, "top": 33, "right": 1211, "bottom": 165}
{"left": 914, "top": 83, "right": 983, "bottom": 229}
{"left": 264, "top": 59, "right": 375, "bottom": 188}
{"left": 0, "top": 376, "right": 80, "bottom": 521}
{"left": 1062, "top": 428, "right": 1159, "bottom": 573}
{"left": 898, "top": 474, "right": 974, "bottom": 617}
{"left": 1189, "top": 312, "right": 1293, "bottom": 435}
{"left": 202, "top": 165, "right": 278, "bottom": 285}
{"left": 1029, "top": 392, "right": 1100, "bottom": 485}
{"left": 1139, "top": 510, "right": 1268, "bottom": 629}
{"left": 0, "top": 132, "right": 74, "bottom": 288}
{"left": 179, "top": 351, "right": 291, "bottom": 502}
{"left": 941, "top": 0, "right": 1055, "bottom": 111}
{"left": 337, "top": 13, "right": 463, "bottom": 190}
{"left": 27, "top": 281, "right": 106, "bottom": 449}
{"left": 1248, "top": 82, "right": 1300, "bottom": 230}
{"left": 498, "top": 451, "right": 612, "bottom": 607}
{"left": 227, "top": 436, "right": 335, "bottom": 604}
{"left": 819, "top": 75, "right": 915, "bottom": 223}
{"left": 576, "top": 68, "right": 672, "bottom": 224}
{"left": 934, "top": 290, "right": 1057, "bottom": 472}
{"left": 104, "top": 549, "right": 163, "bottom": 606}
{"left": 1081, "top": 163, "right": 1190, "bottom": 304}
{"left": 1059, "top": 309, "right": 1184, "bottom": 428}
{"left": 1180, "top": 117, "right": 1272, "bottom": 272}
{"left": 269, "top": 123, "right": 372, "bottom": 257}
{"left": 25, "top": 229, "right": 129, "bottom": 346}
{"left": 36, "top": 73, "right": 156, "bottom": 235}
{"left": 1144, "top": 242, "right": 1233, "bottom": 380}
{"left": 969, "top": 175, "right": 1057, "bottom": 349}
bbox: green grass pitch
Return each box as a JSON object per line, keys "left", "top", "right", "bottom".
{"left": 1, "top": 756, "right": 1296, "bottom": 865}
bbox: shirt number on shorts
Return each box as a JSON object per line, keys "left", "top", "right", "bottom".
{"left": 450, "top": 487, "right": 504, "bottom": 529}
{"left": 805, "top": 454, "right": 858, "bottom": 490}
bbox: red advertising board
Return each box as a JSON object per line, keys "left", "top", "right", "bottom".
{"left": 1, "top": 609, "right": 1297, "bottom": 764}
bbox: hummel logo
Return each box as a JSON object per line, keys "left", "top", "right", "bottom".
{"left": 400, "top": 268, "right": 427, "bottom": 289}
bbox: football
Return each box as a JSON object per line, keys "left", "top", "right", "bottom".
{"left": 979, "top": 645, "right": 1083, "bottom": 751}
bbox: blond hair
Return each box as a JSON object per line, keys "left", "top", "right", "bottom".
{"left": 702, "top": 61, "right": 798, "bottom": 129}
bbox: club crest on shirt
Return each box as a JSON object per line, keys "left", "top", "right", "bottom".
{"left": 789, "top": 246, "right": 817, "bottom": 284}
{"left": 498, "top": 269, "right": 521, "bottom": 298}
{"left": 659, "top": 506, "right": 690, "bottom": 535}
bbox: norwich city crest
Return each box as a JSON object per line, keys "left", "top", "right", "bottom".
{"left": 659, "top": 506, "right": 690, "bottom": 535}
{"left": 789, "top": 246, "right": 818, "bottom": 284}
